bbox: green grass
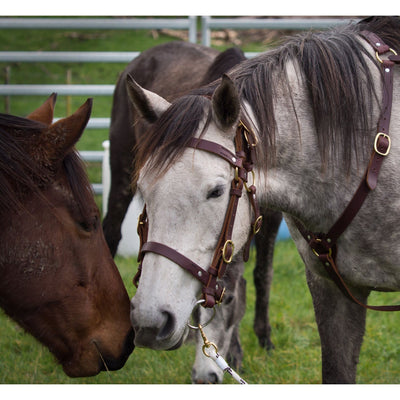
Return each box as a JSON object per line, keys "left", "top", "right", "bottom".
{"left": 2, "top": 240, "right": 400, "bottom": 384}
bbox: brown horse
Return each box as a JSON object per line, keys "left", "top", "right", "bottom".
{"left": 0, "top": 94, "right": 134, "bottom": 377}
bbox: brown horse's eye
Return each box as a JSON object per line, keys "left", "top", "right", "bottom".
{"left": 78, "top": 215, "right": 99, "bottom": 232}
{"left": 78, "top": 221, "right": 92, "bottom": 232}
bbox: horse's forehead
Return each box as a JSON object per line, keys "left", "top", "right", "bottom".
{"left": 139, "top": 147, "right": 232, "bottom": 199}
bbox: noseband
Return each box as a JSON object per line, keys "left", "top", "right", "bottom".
{"left": 133, "top": 120, "right": 262, "bottom": 308}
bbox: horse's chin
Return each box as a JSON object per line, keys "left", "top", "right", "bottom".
{"left": 134, "top": 325, "right": 189, "bottom": 351}
{"left": 165, "top": 325, "right": 189, "bottom": 350}
{"left": 167, "top": 328, "right": 189, "bottom": 350}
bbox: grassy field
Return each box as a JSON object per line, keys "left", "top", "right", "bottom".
{"left": 1, "top": 239, "right": 400, "bottom": 384}
{"left": 1, "top": 17, "right": 400, "bottom": 386}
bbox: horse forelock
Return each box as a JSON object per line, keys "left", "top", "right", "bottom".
{"left": 134, "top": 94, "right": 213, "bottom": 185}
{"left": 0, "top": 114, "right": 94, "bottom": 219}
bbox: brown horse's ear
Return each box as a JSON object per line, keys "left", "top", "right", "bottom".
{"left": 27, "top": 93, "right": 57, "bottom": 126}
{"left": 212, "top": 74, "right": 240, "bottom": 132}
{"left": 126, "top": 73, "right": 171, "bottom": 123}
{"left": 45, "top": 98, "right": 93, "bottom": 161}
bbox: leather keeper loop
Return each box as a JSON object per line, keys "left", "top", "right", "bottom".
{"left": 230, "top": 186, "right": 243, "bottom": 197}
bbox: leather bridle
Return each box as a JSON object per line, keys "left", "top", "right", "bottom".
{"left": 134, "top": 120, "right": 262, "bottom": 308}
{"left": 295, "top": 31, "right": 400, "bottom": 311}
{"left": 133, "top": 30, "right": 400, "bottom": 312}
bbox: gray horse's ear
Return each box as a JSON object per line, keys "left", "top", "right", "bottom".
{"left": 212, "top": 74, "right": 240, "bottom": 131}
{"left": 126, "top": 73, "right": 171, "bottom": 123}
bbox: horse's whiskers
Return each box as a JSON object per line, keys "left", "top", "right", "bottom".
{"left": 91, "top": 339, "right": 110, "bottom": 375}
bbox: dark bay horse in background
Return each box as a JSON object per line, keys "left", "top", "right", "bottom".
{"left": 0, "top": 95, "right": 134, "bottom": 377}
{"left": 128, "top": 17, "right": 400, "bottom": 383}
{"left": 102, "top": 41, "right": 281, "bottom": 383}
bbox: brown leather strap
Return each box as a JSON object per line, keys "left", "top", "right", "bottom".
{"left": 360, "top": 30, "right": 391, "bottom": 54}
{"left": 133, "top": 121, "right": 263, "bottom": 308}
{"left": 187, "top": 137, "right": 243, "bottom": 168}
{"left": 320, "top": 252, "right": 400, "bottom": 311}
{"left": 295, "top": 31, "right": 400, "bottom": 311}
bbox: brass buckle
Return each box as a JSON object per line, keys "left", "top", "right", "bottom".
{"left": 374, "top": 132, "right": 391, "bottom": 156}
{"left": 222, "top": 240, "right": 234, "bottom": 263}
{"left": 239, "top": 120, "right": 258, "bottom": 147}
{"left": 376, "top": 48, "right": 398, "bottom": 64}
{"left": 311, "top": 238, "right": 332, "bottom": 258}
{"left": 234, "top": 167, "right": 240, "bottom": 182}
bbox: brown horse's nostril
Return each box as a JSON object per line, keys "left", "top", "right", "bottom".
{"left": 157, "top": 311, "right": 176, "bottom": 340}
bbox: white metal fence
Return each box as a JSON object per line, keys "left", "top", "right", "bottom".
{"left": 0, "top": 16, "right": 355, "bottom": 194}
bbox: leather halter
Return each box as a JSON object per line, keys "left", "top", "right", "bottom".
{"left": 134, "top": 121, "right": 262, "bottom": 308}
{"left": 295, "top": 31, "right": 400, "bottom": 311}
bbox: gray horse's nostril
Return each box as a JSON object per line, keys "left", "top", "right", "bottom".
{"left": 192, "top": 371, "right": 221, "bottom": 384}
{"left": 156, "top": 310, "right": 176, "bottom": 340}
{"left": 208, "top": 372, "right": 220, "bottom": 384}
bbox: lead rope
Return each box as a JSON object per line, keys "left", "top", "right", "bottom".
{"left": 188, "top": 300, "right": 248, "bottom": 384}
{"left": 197, "top": 324, "right": 248, "bottom": 384}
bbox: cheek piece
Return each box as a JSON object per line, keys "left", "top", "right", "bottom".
{"left": 133, "top": 120, "right": 262, "bottom": 308}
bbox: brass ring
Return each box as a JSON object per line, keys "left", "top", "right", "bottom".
{"left": 244, "top": 170, "right": 256, "bottom": 192}
{"left": 222, "top": 240, "right": 234, "bottom": 263}
{"left": 187, "top": 299, "right": 216, "bottom": 330}
{"left": 312, "top": 247, "right": 332, "bottom": 258}
{"left": 376, "top": 48, "right": 398, "bottom": 64}
{"left": 239, "top": 120, "right": 258, "bottom": 147}
{"left": 202, "top": 342, "right": 218, "bottom": 358}
{"left": 253, "top": 215, "right": 263, "bottom": 235}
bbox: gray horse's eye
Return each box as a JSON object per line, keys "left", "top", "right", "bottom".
{"left": 207, "top": 185, "right": 225, "bottom": 199}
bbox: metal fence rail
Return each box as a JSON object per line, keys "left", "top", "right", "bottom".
{"left": 0, "top": 84, "right": 115, "bottom": 96}
{"left": 0, "top": 17, "right": 198, "bottom": 43}
{"left": 0, "top": 16, "right": 199, "bottom": 194}
{"left": 0, "top": 16, "right": 355, "bottom": 194}
{"left": 0, "top": 51, "right": 140, "bottom": 63}
{"left": 201, "top": 16, "right": 357, "bottom": 46}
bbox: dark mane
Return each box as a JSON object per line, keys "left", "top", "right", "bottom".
{"left": 232, "top": 16, "right": 400, "bottom": 171}
{"left": 135, "top": 16, "right": 400, "bottom": 179}
{"left": 199, "top": 47, "right": 246, "bottom": 86}
{"left": 0, "top": 114, "right": 94, "bottom": 218}
{"left": 134, "top": 95, "right": 212, "bottom": 183}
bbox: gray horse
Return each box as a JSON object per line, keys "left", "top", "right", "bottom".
{"left": 128, "top": 17, "right": 400, "bottom": 383}
{"left": 102, "top": 41, "right": 280, "bottom": 383}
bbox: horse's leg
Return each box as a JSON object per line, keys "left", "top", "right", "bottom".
{"left": 226, "top": 274, "right": 246, "bottom": 370}
{"left": 102, "top": 142, "right": 134, "bottom": 257}
{"left": 102, "top": 77, "right": 136, "bottom": 257}
{"left": 305, "top": 267, "right": 368, "bottom": 383}
{"left": 253, "top": 208, "right": 282, "bottom": 350}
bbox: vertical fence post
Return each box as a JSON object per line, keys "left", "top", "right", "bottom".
{"left": 66, "top": 69, "right": 72, "bottom": 116}
{"left": 201, "top": 16, "right": 211, "bottom": 47}
{"left": 4, "top": 66, "right": 10, "bottom": 113}
{"left": 188, "top": 16, "right": 197, "bottom": 43}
